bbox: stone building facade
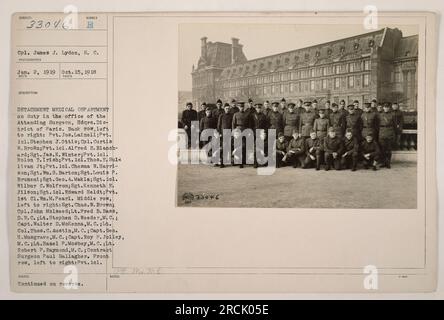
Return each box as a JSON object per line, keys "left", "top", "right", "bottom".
{"left": 191, "top": 28, "right": 418, "bottom": 111}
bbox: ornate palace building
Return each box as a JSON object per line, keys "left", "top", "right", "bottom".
{"left": 191, "top": 28, "right": 418, "bottom": 111}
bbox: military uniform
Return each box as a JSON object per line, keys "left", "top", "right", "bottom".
{"left": 232, "top": 110, "right": 250, "bottom": 131}
{"left": 252, "top": 111, "right": 269, "bottom": 131}
{"left": 313, "top": 116, "right": 330, "bottom": 141}
{"left": 378, "top": 111, "right": 396, "bottom": 168}
{"left": 346, "top": 112, "right": 363, "bottom": 141}
{"left": 324, "top": 135, "right": 343, "bottom": 170}
{"left": 181, "top": 108, "right": 198, "bottom": 147}
{"left": 217, "top": 112, "right": 234, "bottom": 167}
{"left": 299, "top": 110, "right": 317, "bottom": 138}
{"left": 329, "top": 111, "right": 345, "bottom": 138}
{"left": 392, "top": 109, "right": 404, "bottom": 149}
{"left": 274, "top": 138, "right": 288, "bottom": 168}
{"left": 285, "top": 136, "right": 306, "bottom": 168}
{"left": 283, "top": 111, "right": 300, "bottom": 140}
{"left": 268, "top": 111, "right": 284, "bottom": 135}
{"left": 231, "top": 136, "right": 246, "bottom": 168}
{"left": 230, "top": 105, "right": 240, "bottom": 115}
{"left": 199, "top": 114, "right": 217, "bottom": 158}
{"left": 211, "top": 107, "right": 224, "bottom": 120}
{"left": 304, "top": 136, "right": 322, "bottom": 169}
{"left": 361, "top": 110, "right": 379, "bottom": 139}
{"left": 341, "top": 136, "right": 359, "bottom": 170}
{"left": 360, "top": 139, "right": 380, "bottom": 169}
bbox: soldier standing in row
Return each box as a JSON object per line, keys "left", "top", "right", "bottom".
{"left": 268, "top": 102, "right": 284, "bottom": 136}
{"left": 304, "top": 130, "right": 322, "bottom": 170}
{"left": 324, "top": 100, "right": 331, "bottom": 117}
{"left": 313, "top": 108, "right": 330, "bottom": 143}
{"left": 360, "top": 133, "right": 380, "bottom": 170}
{"left": 212, "top": 99, "right": 224, "bottom": 120}
{"left": 279, "top": 98, "right": 287, "bottom": 114}
{"left": 263, "top": 100, "right": 272, "bottom": 118}
{"left": 283, "top": 103, "right": 300, "bottom": 142}
{"left": 232, "top": 102, "right": 249, "bottom": 131}
{"left": 346, "top": 105, "right": 363, "bottom": 141}
{"left": 252, "top": 103, "right": 269, "bottom": 132}
{"left": 391, "top": 102, "right": 404, "bottom": 149}
{"left": 295, "top": 99, "right": 304, "bottom": 116}
{"left": 181, "top": 102, "right": 198, "bottom": 148}
{"left": 300, "top": 101, "right": 317, "bottom": 140}
{"left": 378, "top": 103, "right": 397, "bottom": 169}
{"left": 338, "top": 99, "right": 348, "bottom": 118}
{"left": 328, "top": 102, "right": 346, "bottom": 139}
{"left": 230, "top": 99, "right": 239, "bottom": 114}
{"left": 361, "top": 102, "right": 379, "bottom": 140}
{"left": 341, "top": 129, "right": 359, "bottom": 171}
{"left": 353, "top": 100, "right": 363, "bottom": 116}
{"left": 199, "top": 107, "right": 217, "bottom": 154}
{"left": 217, "top": 103, "right": 234, "bottom": 168}
{"left": 324, "top": 127, "right": 343, "bottom": 171}
{"left": 197, "top": 102, "right": 207, "bottom": 121}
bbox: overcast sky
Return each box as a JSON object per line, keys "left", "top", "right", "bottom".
{"left": 178, "top": 24, "right": 418, "bottom": 91}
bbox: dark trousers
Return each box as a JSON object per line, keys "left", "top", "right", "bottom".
{"left": 379, "top": 137, "right": 393, "bottom": 165}
{"left": 324, "top": 152, "right": 341, "bottom": 170}
{"left": 304, "top": 150, "right": 322, "bottom": 169}
{"left": 285, "top": 151, "right": 305, "bottom": 168}
{"left": 361, "top": 153, "right": 379, "bottom": 167}
{"left": 340, "top": 151, "right": 358, "bottom": 169}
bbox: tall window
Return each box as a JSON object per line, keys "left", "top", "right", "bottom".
{"left": 280, "top": 84, "right": 284, "bottom": 93}
{"left": 290, "top": 83, "right": 295, "bottom": 92}
{"left": 363, "top": 74, "right": 370, "bottom": 86}
{"left": 348, "top": 76, "right": 354, "bottom": 88}
{"left": 310, "top": 69, "right": 315, "bottom": 77}
{"left": 348, "top": 62, "right": 355, "bottom": 72}
{"left": 322, "top": 79, "right": 327, "bottom": 90}
{"left": 310, "top": 80, "right": 315, "bottom": 91}
{"left": 335, "top": 65, "right": 341, "bottom": 74}
{"left": 334, "top": 77, "right": 340, "bottom": 89}
{"left": 323, "top": 67, "right": 328, "bottom": 76}
{"left": 364, "top": 60, "right": 370, "bottom": 71}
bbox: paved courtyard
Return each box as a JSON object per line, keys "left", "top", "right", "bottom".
{"left": 177, "top": 162, "right": 417, "bottom": 208}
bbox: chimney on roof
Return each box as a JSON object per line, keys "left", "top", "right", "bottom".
{"left": 231, "top": 37, "right": 240, "bottom": 64}
{"left": 201, "top": 37, "right": 208, "bottom": 60}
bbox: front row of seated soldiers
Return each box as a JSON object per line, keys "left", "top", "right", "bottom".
{"left": 274, "top": 127, "right": 380, "bottom": 171}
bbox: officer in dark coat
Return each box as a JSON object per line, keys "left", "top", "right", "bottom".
{"left": 230, "top": 99, "right": 239, "bottom": 114}
{"left": 346, "top": 105, "right": 363, "bottom": 141}
{"left": 391, "top": 102, "right": 404, "bottom": 149}
{"left": 323, "top": 100, "right": 332, "bottom": 117}
{"left": 263, "top": 100, "right": 272, "bottom": 119}
{"left": 324, "top": 127, "right": 344, "bottom": 171}
{"left": 304, "top": 130, "right": 322, "bottom": 170}
{"left": 295, "top": 99, "right": 304, "bottom": 116}
{"left": 232, "top": 102, "right": 249, "bottom": 131}
{"left": 313, "top": 108, "right": 330, "bottom": 143}
{"left": 212, "top": 99, "right": 224, "bottom": 120}
{"left": 283, "top": 129, "right": 306, "bottom": 168}
{"left": 360, "top": 133, "right": 380, "bottom": 170}
{"left": 252, "top": 103, "right": 269, "bottom": 133}
{"left": 341, "top": 129, "right": 359, "bottom": 171}
{"left": 268, "top": 102, "right": 284, "bottom": 136}
{"left": 181, "top": 102, "right": 198, "bottom": 148}
{"left": 282, "top": 103, "right": 300, "bottom": 141}
{"left": 370, "top": 99, "right": 378, "bottom": 113}
{"left": 299, "top": 101, "right": 317, "bottom": 139}
{"left": 274, "top": 132, "right": 288, "bottom": 168}
{"left": 328, "top": 102, "right": 346, "bottom": 139}
{"left": 199, "top": 107, "right": 217, "bottom": 157}
{"left": 353, "top": 100, "right": 363, "bottom": 116}
{"left": 361, "top": 102, "right": 379, "bottom": 139}
{"left": 217, "top": 104, "right": 234, "bottom": 168}
{"left": 378, "top": 103, "right": 397, "bottom": 168}
{"left": 197, "top": 102, "right": 207, "bottom": 122}
{"left": 279, "top": 98, "right": 287, "bottom": 115}
{"left": 338, "top": 99, "right": 348, "bottom": 117}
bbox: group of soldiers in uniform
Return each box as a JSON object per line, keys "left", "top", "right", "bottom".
{"left": 180, "top": 97, "right": 404, "bottom": 171}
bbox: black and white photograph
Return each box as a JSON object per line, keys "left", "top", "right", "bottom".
{"left": 177, "top": 23, "right": 418, "bottom": 208}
